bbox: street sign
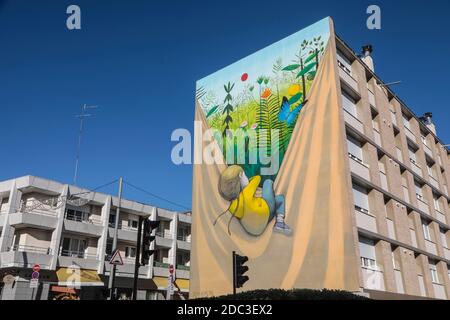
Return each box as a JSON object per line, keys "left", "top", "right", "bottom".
{"left": 109, "top": 249, "right": 124, "bottom": 265}
{"left": 169, "top": 264, "right": 174, "bottom": 274}
{"left": 2, "top": 275, "right": 15, "bottom": 285}
{"left": 32, "top": 271, "right": 40, "bottom": 280}
{"left": 30, "top": 278, "right": 39, "bottom": 289}
{"left": 32, "top": 264, "right": 41, "bottom": 273}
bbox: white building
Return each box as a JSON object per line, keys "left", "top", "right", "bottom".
{"left": 0, "top": 175, "right": 191, "bottom": 300}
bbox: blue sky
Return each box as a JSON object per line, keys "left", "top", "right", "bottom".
{"left": 0, "top": 0, "right": 449, "bottom": 210}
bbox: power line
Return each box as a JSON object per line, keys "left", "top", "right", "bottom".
{"left": 123, "top": 180, "right": 190, "bottom": 211}
{"left": 71, "top": 179, "right": 119, "bottom": 196}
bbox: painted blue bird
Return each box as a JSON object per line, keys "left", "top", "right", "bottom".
{"left": 277, "top": 96, "right": 308, "bottom": 127}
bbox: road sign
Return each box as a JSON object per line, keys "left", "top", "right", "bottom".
{"left": 32, "top": 264, "right": 41, "bottom": 273}
{"left": 109, "top": 250, "right": 124, "bottom": 265}
{"left": 169, "top": 264, "right": 174, "bottom": 274}
{"left": 30, "top": 278, "right": 39, "bottom": 289}
{"left": 32, "top": 271, "right": 40, "bottom": 280}
{"left": 3, "top": 275, "right": 15, "bottom": 285}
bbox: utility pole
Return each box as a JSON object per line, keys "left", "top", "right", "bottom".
{"left": 132, "top": 216, "right": 143, "bottom": 300}
{"left": 108, "top": 177, "right": 123, "bottom": 300}
{"left": 74, "top": 104, "right": 97, "bottom": 186}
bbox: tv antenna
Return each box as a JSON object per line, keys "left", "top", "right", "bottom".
{"left": 74, "top": 104, "right": 98, "bottom": 185}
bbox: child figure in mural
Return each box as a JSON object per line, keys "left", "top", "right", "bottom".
{"left": 215, "top": 165, "right": 292, "bottom": 237}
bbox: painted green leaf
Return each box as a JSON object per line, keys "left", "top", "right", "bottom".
{"left": 296, "top": 62, "right": 317, "bottom": 78}
{"left": 282, "top": 64, "right": 300, "bottom": 71}
{"left": 288, "top": 93, "right": 303, "bottom": 105}
{"left": 206, "top": 105, "right": 219, "bottom": 118}
{"left": 307, "top": 71, "right": 317, "bottom": 81}
{"left": 304, "top": 52, "right": 318, "bottom": 64}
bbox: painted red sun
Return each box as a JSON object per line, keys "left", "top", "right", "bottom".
{"left": 241, "top": 73, "right": 248, "bottom": 82}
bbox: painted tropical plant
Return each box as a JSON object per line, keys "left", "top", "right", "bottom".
{"left": 199, "top": 32, "right": 328, "bottom": 185}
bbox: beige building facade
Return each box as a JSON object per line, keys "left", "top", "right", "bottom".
{"left": 337, "top": 37, "right": 450, "bottom": 299}
{"left": 0, "top": 175, "right": 191, "bottom": 300}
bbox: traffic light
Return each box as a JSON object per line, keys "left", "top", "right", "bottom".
{"left": 233, "top": 251, "right": 249, "bottom": 292}
{"left": 141, "top": 220, "right": 160, "bottom": 266}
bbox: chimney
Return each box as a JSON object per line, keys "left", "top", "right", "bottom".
{"left": 361, "top": 45, "right": 374, "bottom": 72}
{"left": 420, "top": 112, "right": 436, "bottom": 135}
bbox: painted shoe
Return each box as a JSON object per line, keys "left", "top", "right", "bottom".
{"left": 273, "top": 221, "right": 293, "bottom": 236}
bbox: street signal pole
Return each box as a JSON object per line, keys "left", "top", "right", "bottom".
{"left": 232, "top": 251, "right": 249, "bottom": 296}
{"left": 132, "top": 218, "right": 159, "bottom": 300}
{"left": 108, "top": 177, "right": 123, "bottom": 300}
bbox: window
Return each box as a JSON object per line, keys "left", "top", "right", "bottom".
{"left": 359, "top": 237, "right": 377, "bottom": 270}
{"left": 353, "top": 184, "right": 370, "bottom": 212}
{"left": 408, "top": 146, "right": 417, "bottom": 164}
{"left": 402, "top": 113, "right": 411, "bottom": 129}
{"left": 61, "top": 237, "right": 87, "bottom": 258}
{"left": 109, "top": 213, "right": 116, "bottom": 226}
{"left": 433, "top": 195, "right": 442, "bottom": 212}
{"left": 337, "top": 50, "right": 352, "bottom": 74}
{"left": 422, "top": 220, "right": 432, "bottom": 241}
{"left": 125, "top": 246, "right": 136, "bottom": 258}
{"left": 421, "top": 135, "right": 428, "bottom": 146}
{"left": 342, "top": 91, "right": 358, "bottom": 117}
{"left": 66, "top": 208, "right": 88, "bottom": 222}
{"left": 429, "top": 262, "right": 440, "bottom": 284}
{"left": 106, "top": 239, "right": 113, "bottom": 255}
{"left": 415, "top": 181, "right": 423, "bottom": 199}
{"left": 440, "top": 229, "right": 448, "bottom": 249}
{"left": 128, "top": 219, "right": 139, "bottom": 230}
{"left": 347, "top": 135, "right": 364, "bottom": 162}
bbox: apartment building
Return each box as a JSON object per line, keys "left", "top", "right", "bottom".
{"left": 191, "top": 17, "right": 450, "bottom": 300}
{"left": 0, "top": 176, "right": 191, "bottom": 300}
{"left": 337, "top": 40, "right": 450, "bottom": 299}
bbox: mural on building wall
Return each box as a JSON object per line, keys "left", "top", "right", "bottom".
{"left": 196, "top": 18, "right": 330, "bottom": 237}
{"left": 191, "top": 17, "right": 360, "bottom": 298}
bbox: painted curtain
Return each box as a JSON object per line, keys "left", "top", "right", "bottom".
{"left": 190, "top": 17, "right": 359, "bottom": 298}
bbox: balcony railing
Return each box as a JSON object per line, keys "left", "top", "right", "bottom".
{"left": 154, "top": 261, "right": 170, "bottom": 268}
{"left": 9, "top": 244, "right": 52, "bottom": 255}
{"left": 65, "top": 212, "right": 102, "bottom": 225}
{"left": 177, "top": 235, "right": 191, "bottom": 242}
{"left": 177, "top": 265, "right": 190, "bottom": 271}
{"left": 60, "top": 249, "right": 97, "bottom": 260}
{"left": 156, "top": 231, "right": 172, "bottom": 238}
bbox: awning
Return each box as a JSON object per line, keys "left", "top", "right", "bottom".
{"left": 51, "top": 286, "right": 77, "bottom": 294}
{"left": 56, "top": 267, "right": 104, "bottom": 287}
{"left": 152, "top": 277, "right": 189, "bottom": 292}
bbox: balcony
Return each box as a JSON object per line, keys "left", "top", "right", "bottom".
{"left": 104, "top": 255, "right": 150, "bottom": 278}
{"left": 433, "top": 283, "right": 447, "bottom": 300}
{"left": 390, "top": 110, "right": 398, "bottom": 126}
{"left": 424, "top": 144, "right": 433, "bottom": 158}
{"left": 153, "top": 261, "right": 170, "bottom": 277}
{"left": 64, "top": 212, "right": 103, "bottom": 237}
{"left": 339, "top": 65, "right": 359, "bottom": 93}
{"left": 424, "top": 239, "right": 437, "bottom": 255}
{"left": 0, "top": 245, "right": 53, "bottom": 269}
{"left": 344, "top": 109, "right": 364, "bottom": 134}
{"left": 355, "top": 206, "right": 377, "bottom": 233}
{"left": 108, "top": 224, "right": 138, "bottom": 243}
{"left": 404, "top": 126, "right": 417, "bottom": 143}
{"left": 8, "top": 211, "right": 58, "bottom": 230}
{"left": 156, "top": 234, "right": 173, "bottom": 248}
{"left": 58, "top": 249, "right": 99, "bottom": 270}
{"left": 177, "top": 239, "right": 191, "bottom": 251}
{"left": 396, "top": 147, "right": 403, "bottom": 162}
{"left": 444, "top": 248, "right": 450, "bottom": 260}
{"left": 429, "top": 175, "right": 439, "bottom": 189}
{"left": 349, "top": 154, "right": 370, "bottom": 181}
{"left": 416, "top": 195, "right": 430, "bottom": 214}
{"left": 360, "top": 262, "right": 385, "bottom": 291}
{"left": 386, "top": 218, "right": 396, "bottom": 240}
{"left": 176, "top": 265, "right": 190, "bottom": 279}
{"left": 436, "top": 210, "right": 447, "bottom": 224}
{"left": 402, "top": 186, "right": 410, "bottom": 203}
{"left": 368, "top": 90, "right": 376, "bottom": 107}
{"left": 410, "top": 159, "right": 423, "bottom": 177}
{"left": 379, "top": 171, "right": 388, "bottom": 191}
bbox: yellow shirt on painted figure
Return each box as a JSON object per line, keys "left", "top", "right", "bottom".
{"left": 228, "top": 176, "right": 270, "bottom": 236}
